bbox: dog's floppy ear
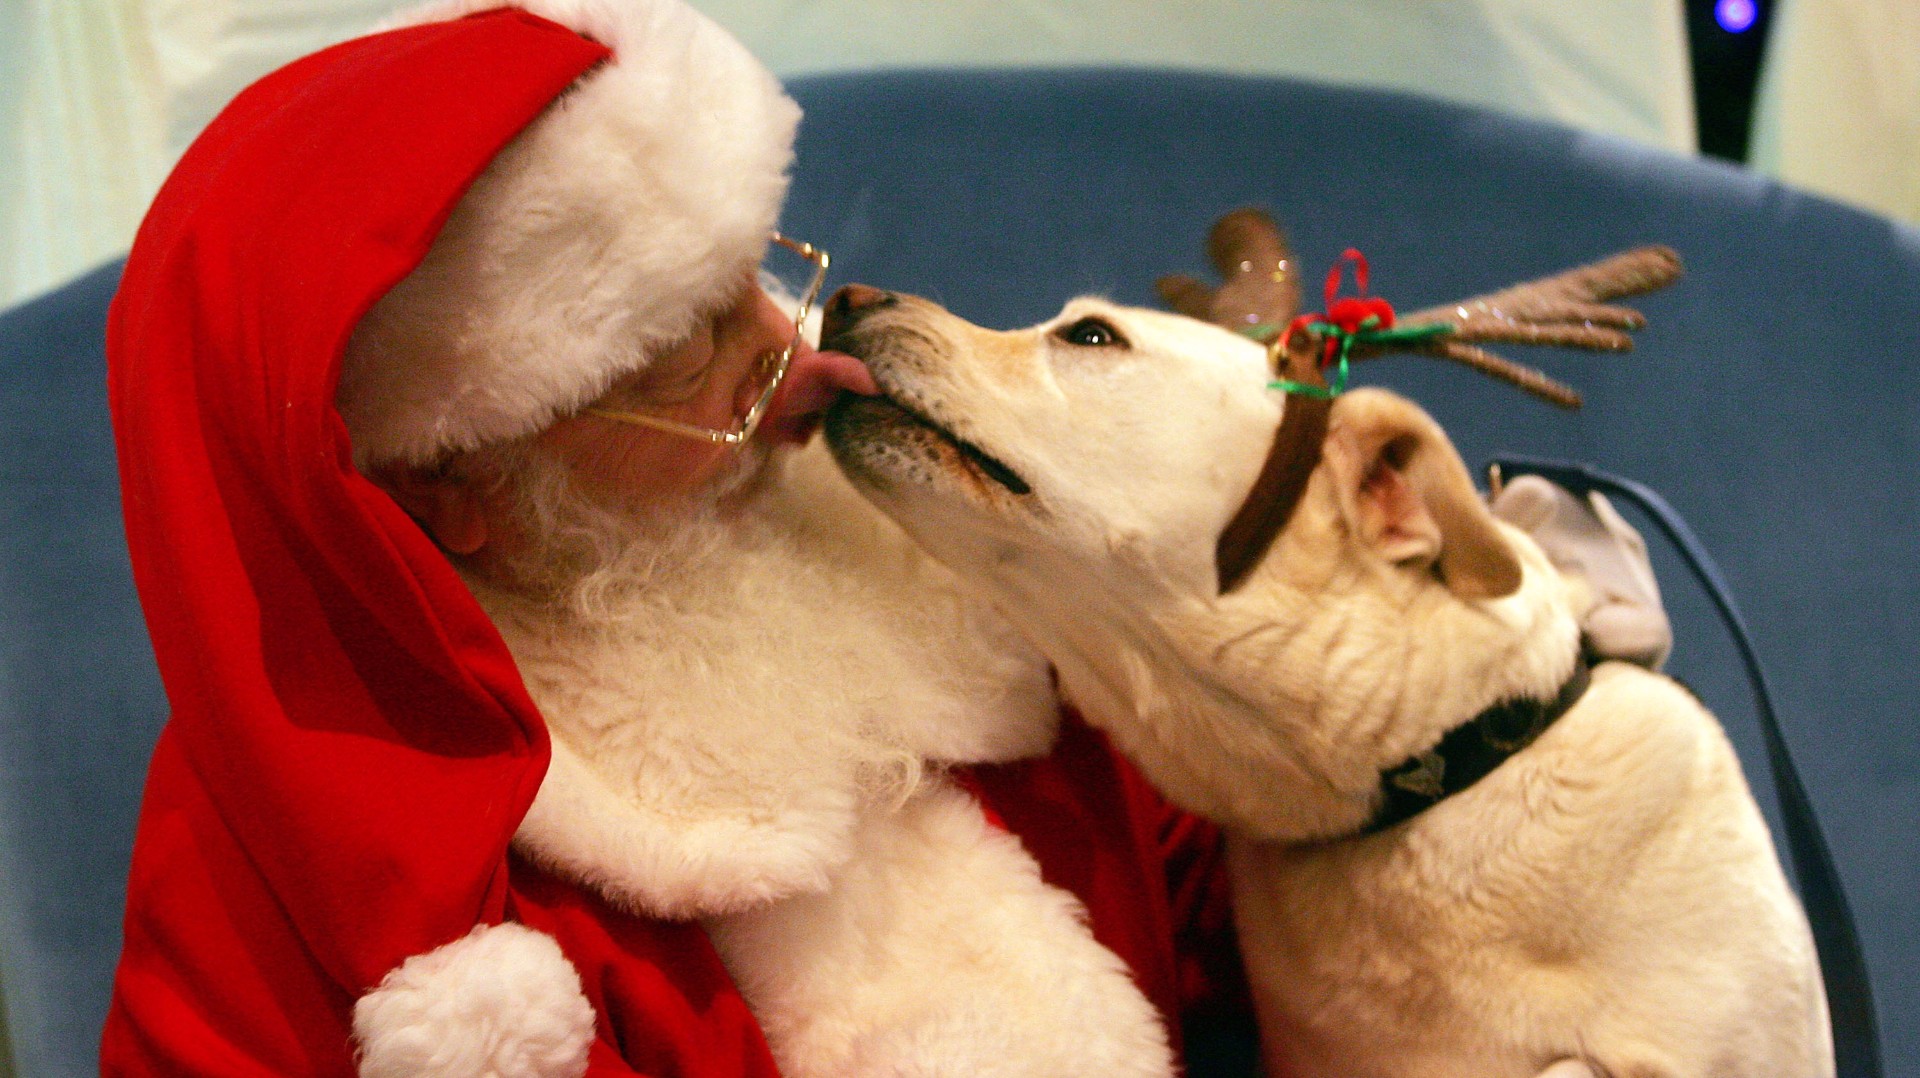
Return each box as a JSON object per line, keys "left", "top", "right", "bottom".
{"left": 1325, "top": 391, "right": 1522, "bottom": 600}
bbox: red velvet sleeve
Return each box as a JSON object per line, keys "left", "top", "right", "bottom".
{"left": 508, "top": 858, "right": 784, "bottom": 1078}
{"left": 966, "top": 707, "right": 1255, "bottom": 1053}
{"left": 1156, "top": 794, "right": 1254, "bottom": 1024}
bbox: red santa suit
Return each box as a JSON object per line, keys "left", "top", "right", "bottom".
{"left": 101, "top": 2, "right": 1243, "bottom": 1076}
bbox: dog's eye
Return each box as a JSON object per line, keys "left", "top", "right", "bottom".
{"left": 1056, "top": 317, "right": 1128, "bottom": 349}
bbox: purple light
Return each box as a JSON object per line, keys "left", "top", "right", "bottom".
{"left": 1716, "top": 0, "right": 1758, "bottom": 33}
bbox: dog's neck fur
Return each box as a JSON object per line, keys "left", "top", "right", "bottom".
{"left": 1015, "top": 478, "right": 1584, "bottom": 845}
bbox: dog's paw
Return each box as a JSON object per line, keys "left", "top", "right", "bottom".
{"left": 1491, "top": 474, "right": 1672, "bottom": 669}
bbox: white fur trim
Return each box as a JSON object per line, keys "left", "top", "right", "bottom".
{"left": 513, "top": 733, "right": 850, "bottom": 918}
{"left": 353, "top": 922, "right": 596, "bottom": 1078}
{"left": 339, "top": 0, "right": 801, "bottom": 465}
{"left": 707, "top": 780, "right": 1174, "bottom": 1077}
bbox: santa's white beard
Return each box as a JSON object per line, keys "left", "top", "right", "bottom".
{"left": 468, "top": 433, "right": 775, "bottom": 615}
{"left": 462, "top": 438, "right": 1059, "bottom": 917}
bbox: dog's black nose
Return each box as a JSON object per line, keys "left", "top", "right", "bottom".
{"left": 821, "top": 283, "right": 897, "bottom": 346}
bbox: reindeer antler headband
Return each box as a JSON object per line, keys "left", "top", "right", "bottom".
{"left": 1158, "top": 208, "right": 1683, "bottom": 591}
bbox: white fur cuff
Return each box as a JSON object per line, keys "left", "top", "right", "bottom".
{"left": 353, "top": 922, "right": 596, "bottom": 1078}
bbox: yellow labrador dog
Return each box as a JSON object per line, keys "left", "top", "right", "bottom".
{"left": 820, "top": 285, "right": 1832, "bottom": 1078}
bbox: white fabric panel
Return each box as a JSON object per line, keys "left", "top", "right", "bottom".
{"left": 3, "top": 0, "right": 1694, "bottom": 308}
{"left": 693, "top": 0, "right": 1697, "bottom": 153}
{"left": 1750, "top": 0, "right": 1920, "bottom": 225}
{"left": 1, "top": 0, "right": 170, "bottom": 307}
{"left": 145, "top": 0, "right": 398, "bottom": 157}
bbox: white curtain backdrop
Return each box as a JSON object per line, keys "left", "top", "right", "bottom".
{"left": 1749, "top": 0, "right": 1920, "bottom": 226}
{"left": 1, "top": 0, "right": 169, "bottom": 310}
{"left": 142, "top": 0, "right": 400, "bottom": 154}
{"left": 697, "top": 0, "right": 1697, "bottom": 151}
{"left": 4, "top": 0, "right": 1698, "bottom": 308}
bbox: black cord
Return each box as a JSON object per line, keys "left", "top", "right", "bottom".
{"left": 1488, "top": 455, "right": 1881, "bottom": 1078}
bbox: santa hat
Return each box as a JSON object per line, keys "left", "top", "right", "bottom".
{"left": 102, "top": 3, "right": 794, "bottom": 1074}
{"left": 337, "top": 0, "right": 801, "bottom": 466}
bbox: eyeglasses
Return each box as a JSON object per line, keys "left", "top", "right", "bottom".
{"left": 586, "top": 233, "right": 829, "bottom": 446}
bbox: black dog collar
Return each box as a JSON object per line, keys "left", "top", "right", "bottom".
{"left": 1362, "top": 655, "right": 1593, "bottom": 836}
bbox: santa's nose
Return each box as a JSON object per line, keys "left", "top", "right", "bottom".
{"left": 757, "top": 338, "right": 880, "bottom": 447}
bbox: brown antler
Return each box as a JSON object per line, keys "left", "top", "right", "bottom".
{"left": 1158, "top": 207, "right": 1302, "bottom": 335}
{"left": 1157, "top": 208, "right": 1684, "bottom": 410}
{"left": 1382, "top": 245, "right": 1683, "bottom": 408}
{"left": 1161, "top": 207, "right": 1683, "bottom": 594}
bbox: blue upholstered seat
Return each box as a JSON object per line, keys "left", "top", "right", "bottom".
{"left": 0, "top": 262, "right": 165, "bottom": 1078}
{"left": 1, "top": 70, "right": 1912, "bottom": 1077}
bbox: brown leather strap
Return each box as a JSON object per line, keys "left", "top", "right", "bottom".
{"left": 1215, "top": 345, "right": 1331, "bottom": 593}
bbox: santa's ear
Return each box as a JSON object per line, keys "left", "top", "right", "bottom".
{"left": 1325, "top": 389, "right": 1521, "bottom": 600}
{"left": 367, "top": 458, "right": 492, "bottom": 556}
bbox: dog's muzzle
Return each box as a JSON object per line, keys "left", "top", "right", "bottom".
{"left": 819, "top": 284, "right": 1032, "bottom": 498}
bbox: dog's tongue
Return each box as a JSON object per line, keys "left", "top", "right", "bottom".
{"left": 760, "top": 344, "right": 881, "bottom": 446}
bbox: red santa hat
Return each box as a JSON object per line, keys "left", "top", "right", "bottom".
{"left": 338, "top": 0, "right": 801, "bottom": 466}
{"left": 102, "top": 2, "right": 796, "bottom": 1074}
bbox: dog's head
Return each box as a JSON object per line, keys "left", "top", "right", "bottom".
{"left": 823, "top": 287, "right": 1579, "bottom": 839}
{"left": 824, "top": 288, "right": 1281, "bottom": 597}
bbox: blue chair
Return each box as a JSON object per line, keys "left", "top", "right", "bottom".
{"left": 2, "top": 70, "right": 1913, "bottom": 1077}
{"left": 0, "top": 262, "right": 164, "bottom": 1078}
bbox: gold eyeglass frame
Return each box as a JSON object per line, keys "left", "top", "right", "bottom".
{"left": 586, "top": 233, "right": 829, "bottom": 446}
